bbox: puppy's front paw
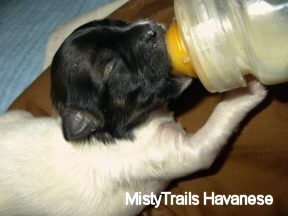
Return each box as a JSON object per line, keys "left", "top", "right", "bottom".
{"left": 222, "top": 80, "right": 267, "bottom": 111}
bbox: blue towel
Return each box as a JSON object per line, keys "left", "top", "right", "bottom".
{"left": 0, "top": 0, "right": 113, "bottom": 113}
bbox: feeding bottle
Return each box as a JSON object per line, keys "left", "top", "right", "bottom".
{"left": 166, "top": 0, "right": 288, "bottom": 92}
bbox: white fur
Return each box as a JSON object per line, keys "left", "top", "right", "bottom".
{"left": 0, "top": 81, "right": 266, "bottom": 216}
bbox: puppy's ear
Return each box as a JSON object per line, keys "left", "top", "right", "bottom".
{"left": 61, "top": 108, "right": 103, "bottom": 141}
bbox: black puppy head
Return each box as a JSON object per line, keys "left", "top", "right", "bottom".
{"left": 51, "top": 19, "right": 190, "bottom": 143}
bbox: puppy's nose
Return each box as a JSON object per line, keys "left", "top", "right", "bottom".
{"left": 144, "top": 29, "right": 157, "bottom": 40}
{"left": 143, "top": 23, "right": 165, "bottom": 41}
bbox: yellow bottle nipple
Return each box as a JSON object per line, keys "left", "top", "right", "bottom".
{"left": 166, "top": 20, "right": 196, "bottom": 77}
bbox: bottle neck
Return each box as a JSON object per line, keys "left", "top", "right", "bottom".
{"left": 165, "top": 20, "right": 196, "bottom": 77}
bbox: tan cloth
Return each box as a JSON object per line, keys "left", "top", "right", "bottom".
{"left": 9, "top": 0, "right": 288, "bottom": 215}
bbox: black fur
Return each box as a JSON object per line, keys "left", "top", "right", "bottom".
{"left": 51, "top": 19, "right": 187, "bottom": 143}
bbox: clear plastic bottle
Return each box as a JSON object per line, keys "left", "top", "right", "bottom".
{"left": 166, "top": 0, "right": 288, "bottom": 92}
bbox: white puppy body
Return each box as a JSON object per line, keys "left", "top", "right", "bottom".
{"left": 0, "top": 81, "right": 266, "bottom": 216}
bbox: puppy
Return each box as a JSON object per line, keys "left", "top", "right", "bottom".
{"left": 0, "top": 19, "right": 266, "bottom": 216}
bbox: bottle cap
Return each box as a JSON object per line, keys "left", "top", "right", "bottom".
{"left": 166, "top": 20, "right": 196, "bottom": 77}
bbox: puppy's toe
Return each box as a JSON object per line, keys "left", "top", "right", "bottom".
{"left": 247, "top": 80, "right": 267, "bottom": 100}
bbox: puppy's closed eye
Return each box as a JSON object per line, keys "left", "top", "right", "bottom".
{"left": 103, "top": 60, "right": 117, "bottom": 78}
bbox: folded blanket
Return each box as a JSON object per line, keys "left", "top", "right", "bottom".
{"left": 0, "top": 0, "right": 115, "bottom": 113}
